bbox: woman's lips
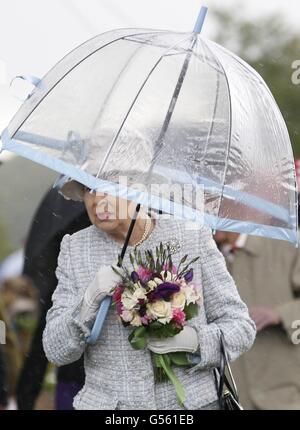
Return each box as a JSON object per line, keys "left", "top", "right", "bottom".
{"left": 95, "top": 211, "right": 114, "bottom": 221}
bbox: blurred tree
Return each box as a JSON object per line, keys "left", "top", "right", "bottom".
{"left": 211, "top": 6, "right": 300, "bottom": 157}
{"left": 0, "top": 220, "right": 12, "bottom": 261}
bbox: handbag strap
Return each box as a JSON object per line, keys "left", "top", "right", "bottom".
{"left": 214, "top": 331, "right": 240, "bottom": 402}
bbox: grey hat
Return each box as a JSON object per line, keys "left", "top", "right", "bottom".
{"left": 58, "top": 167, "right": 173, "bottom": 203}
{"left": 58, "top": 179, "right": 86, "bottom": 201}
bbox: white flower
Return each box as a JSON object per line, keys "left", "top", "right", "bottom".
{"left": 147, "top": 280, "right": 157, "bottom": 291}
{"left": 146, "top": 300, "right": 172, "bottom": 324}
{"left": 182, "top": 284, "right": 202, "bottom": 305}
{"left": 121, "top": 286, "right": 147, "bottom": 311}
{"left": 160, "top": 270, "right": 173, "bottom": 282}
{"left": 121, "top": 291, "right": 138, "bottom": 310}
{"left": 171, "top": 291, "right": 186, "bottom": 310}
{"left": 121, "top": 310, "right": 134, "bottom": 322}
{"left": 133, "top": 281, "right": 143, "bottom": 290}
{"left": 153, "top": 277, "right": 163, "bottom": 284}
{"left": 131, "top": 313, "right": 142, "bottom": 326}
{"left": 132, "top": 287, "right": 147, "bottom": 301}
{"left": 178, "top": 278, "right": 188, "bottom": 288}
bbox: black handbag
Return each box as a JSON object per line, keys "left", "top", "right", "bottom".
{"left": 213, "top": 332, "right": 243, "bottom": 410}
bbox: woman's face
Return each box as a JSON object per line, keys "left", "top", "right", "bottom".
{"left": 83, "top": 187, "right": 132, "bottom": 232}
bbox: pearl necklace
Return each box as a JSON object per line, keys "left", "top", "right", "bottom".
{"left": 133, "top": 213, "right": 153, "bottom": 248}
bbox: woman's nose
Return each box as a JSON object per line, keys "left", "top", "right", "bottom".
{"left": 95, "top": 195, "right": 108, "bottom": 208}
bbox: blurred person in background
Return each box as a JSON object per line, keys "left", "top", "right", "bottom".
{"left": 0, "top": 294, "right": 21, "bottom": 409}
{"left": 0, "top": 249, "right": 24, "bottom": 285}
{"left": 0, "top": 345, "right": 8, "bottom": 410}
{"left": 214, "top": 229, "right": 300, "bottom": 409}
{"left": 1, "top": 276, "right": 38, "bottom": 360}
{"left": 17, "top": 185, "right": 91, "bottom": 410}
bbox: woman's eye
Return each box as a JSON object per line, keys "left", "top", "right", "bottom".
{"left": 89, "top": 188, "right": 99, "bottom": 196}
{"left": 83, "top": 186, "right": 92, "bottom": 193}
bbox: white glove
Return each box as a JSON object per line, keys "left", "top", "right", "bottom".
{"left": 147, "top": 326, "right": 199, "bottom": 354}
{"left": 80, "top": 265, "right": 121, "bottom": 323}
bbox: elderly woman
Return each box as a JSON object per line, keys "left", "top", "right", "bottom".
{"left": 42, "top": 179, "right": 256, "bottom": 410}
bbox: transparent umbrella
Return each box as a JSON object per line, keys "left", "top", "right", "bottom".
{"left": 1, "top": 7, "right": 298, "bottom": 342}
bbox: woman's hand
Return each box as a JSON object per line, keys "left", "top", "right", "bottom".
{"left": 147, "top": 326, "right": 199, "bottom": 354}
{"left": 249, "top": 306, "right": 281, "bottom": 332}
{"left": 80, "top": 265, "right": 121, "bottom": 322}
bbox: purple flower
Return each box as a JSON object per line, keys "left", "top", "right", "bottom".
{"left": 131, "top": 271, "right": 139, "bottom": 283}
{"left": 139, "top": 304, "right": 147, "bottom": 317}
{"left": 149, "top": 282, "right": 180, "bottom": 301}
{"left": 184, "top": 268, "right": 193, "bottom": 283}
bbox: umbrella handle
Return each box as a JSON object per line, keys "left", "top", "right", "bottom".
{"left": 86, "top": 296, "right": 112, "bottom": 344}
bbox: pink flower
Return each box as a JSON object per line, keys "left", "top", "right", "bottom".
{"left": 137, "top": 266, "right": 153, "bottom": 283}
{"left": 112, "top": 285, "right": 124, "bottom": 303}
{"left": 141, "top": 315, "right": 150, "bottom": 325}
{"left": 172, "top": 308, "right": 186, "bottom": 326}
{"left": 121, "top": 310, "right": 133, "bottom": 322}
{"left": 163, "top": 263, "right": 177, "bottom": 274}
{"left": 116, "top": 300, "right": 124, "bottom": 316}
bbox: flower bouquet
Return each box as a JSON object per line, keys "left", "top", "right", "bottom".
{"left": 111, "top": 242, "right": 202, "bottom": 405}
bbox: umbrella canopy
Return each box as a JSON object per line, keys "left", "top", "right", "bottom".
{"left": 0, "top": 26, "right": 298, "bottom": 244}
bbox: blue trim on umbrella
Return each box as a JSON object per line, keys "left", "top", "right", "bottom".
{"left": 10, "top": 75, "right": 41, "bottom": 88}
{"left": 198, "top": 177, "right": 292, "bottom": 224}
{"left": 1, "top": 127, "right": 297, "bottom": 247}
{"left": 15, "top": 130, "right": 67, "bottom": 151}
{"left": 153, "top": 165, "right": 293, "bottom": 225}
{"left": 204, "top": 213, "right": 298, "bottom": 246}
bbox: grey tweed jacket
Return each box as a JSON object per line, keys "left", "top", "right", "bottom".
{"left": 42, "top": 216, "right": 256, "bottom": 410}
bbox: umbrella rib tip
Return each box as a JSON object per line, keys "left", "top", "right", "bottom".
{"left": 193, "top": 6, "right": 208, "bottom": 34}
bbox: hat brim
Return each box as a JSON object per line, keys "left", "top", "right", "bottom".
{"left": 59, "top": 180, "right": 85, "bottom": 202}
